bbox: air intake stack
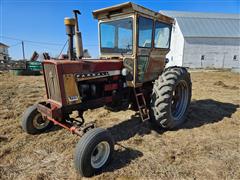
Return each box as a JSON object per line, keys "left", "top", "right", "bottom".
{"left": 64, "top": 17, "right": 75, "bottom": 60}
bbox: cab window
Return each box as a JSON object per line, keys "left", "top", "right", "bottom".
{"left": 154, "top": 21, "right": 171, "bottom": 49}
{"left": 100, "top": 18, "right": 133, "bottom": 54}
{"left": 138, "top": 16, "right": 153, "bottom": 48}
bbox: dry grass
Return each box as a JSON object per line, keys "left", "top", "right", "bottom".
{"left": 0, "top": 71, "right": 239, "bottom": 180}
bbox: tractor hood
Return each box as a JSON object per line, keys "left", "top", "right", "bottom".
{"left": 43, "top": 59, "right": 123, "bottom": 78}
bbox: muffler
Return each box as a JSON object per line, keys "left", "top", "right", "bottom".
{"left": 73, "top": 10, "right": 84, "bottom": 59}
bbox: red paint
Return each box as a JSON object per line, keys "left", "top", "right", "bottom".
{"left": 112, "top": 76, "right": 120, "bottom": 80}
{"left": 42, "top": 63, "right": 49, "bottom": 99}
{"left": 47, "top": 117, "right": 82, "bottom": 136}
{"left": 104, "top": 83, "right": 118, "bottom": 91}
{"left": 43, "top": 59, "right": 123, "bottom": 74}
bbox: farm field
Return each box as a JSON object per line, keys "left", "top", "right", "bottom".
{"left": 0, "top": 70, "right": 239, "bottom": 179}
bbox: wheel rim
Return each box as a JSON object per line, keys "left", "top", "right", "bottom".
{"left": 171, "top": 80, "right": 189, "bottom": 120}
{"left": 91, "top": 141, "right": 110, "bottom": 169}
{"left": 32, "top": 113, "right": 50, "bottom": 130}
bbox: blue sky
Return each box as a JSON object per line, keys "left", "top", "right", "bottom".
{"left": 1, "top": 0, "right": 239, "bottom": 59}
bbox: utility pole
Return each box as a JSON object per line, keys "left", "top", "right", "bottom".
{"left": 21, "top": 41, "right": 25, "bottom": 60}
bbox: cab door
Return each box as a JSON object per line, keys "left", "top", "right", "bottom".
{"left": 136, "top": 16, "right": 153, "bottom": 84}
{"left": 135, "top": 16, "right": 172, "bottom": 85}
{"left": 148, "top": 21, "right": 172, "bottom": 80}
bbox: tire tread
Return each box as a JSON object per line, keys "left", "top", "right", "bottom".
{"left": 150, "top": 66, "right": 192, "bottom": 129}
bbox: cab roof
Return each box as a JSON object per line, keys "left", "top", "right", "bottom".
{"left": 92, "top": 2, "right": 174, "bottom": 24}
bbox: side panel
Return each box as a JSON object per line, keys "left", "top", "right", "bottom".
{"left": 63, "top": 74, "right": 81, "bottom": 105}
{"left": 43, "top": 63, "right": 62, "bottom": 103}
{"left": 166, "top": 21, "right": 184, "bottom": 67}
{"left": 136, "top": 49, "right": 168, "bottom": 83}
{"left": 183, "top": 37, "right": 240, "bottom": 68}
{"left": 144, "top": 50, "right": 167, "bottom": 81}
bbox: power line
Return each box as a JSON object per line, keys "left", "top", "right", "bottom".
{"left": 0, "top": 35, "right": 64, "bottom": 46}
{"left": 9, "top": 42, "right": 22, "bottom": 47}
{"left": 22, "top": 42, "right": 63, "bottom": 51}
{"left": 0, "top": 35, "right": 99, "bottom": 47}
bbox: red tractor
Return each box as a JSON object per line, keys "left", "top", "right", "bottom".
{"left": 22, "top": 2, "right": 191, "bottom": 177}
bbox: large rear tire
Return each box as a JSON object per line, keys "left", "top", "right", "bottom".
{"left": 150, "top": 67, "right": 192, "bottom": 129}
{"left": 74, "top": 128, "right": 114, "bottom": 177}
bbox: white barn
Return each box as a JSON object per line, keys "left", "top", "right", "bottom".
{"left": 160, "top": 11, "right": 240, "bottom": 69}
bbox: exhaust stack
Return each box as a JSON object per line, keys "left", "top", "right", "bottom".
{"left": 73, "top": 10, "right": 84, "bottom": 59}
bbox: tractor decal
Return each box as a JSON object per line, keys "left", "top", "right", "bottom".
{"left": 75, "top": 70, "right": 121, "bottom": 81}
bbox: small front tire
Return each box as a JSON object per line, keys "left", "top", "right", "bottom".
{"left": 22, "top": 105, "right": 53, "bottom": 134}
{"left": 74, "top": 128, "right": 114, "bottom": 177}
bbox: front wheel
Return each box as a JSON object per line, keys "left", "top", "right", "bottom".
{"left": 22, "top": 105, "right": 53, "bottom": 134}
{"left": 74, "top": 128, "right": 114, "bottom": 177}
{"left": 150, "top": 67, "right": 192, "bottom": 129}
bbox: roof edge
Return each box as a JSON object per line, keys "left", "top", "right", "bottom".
{"left": 0, "top": 42, "right": 9, "bottom": 47}
{"left": 92, "top": 2, "right": 174, "bottom": 23}
{"left": 159, "top": 10, "right": 240, "bottom": 19}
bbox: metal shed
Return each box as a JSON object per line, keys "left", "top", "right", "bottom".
{"left": 160, "top": 11, "right": 240, "bottom": 69}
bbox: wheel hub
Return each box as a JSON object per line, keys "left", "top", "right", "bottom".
{"left": 32, "top": 114, "right": 50, "bottom": 130}
{"left": 171, "top": 80, "right": 189, "bottom": 120}
{"left": 91, "top": 141, "right": 110, "bottom": 169}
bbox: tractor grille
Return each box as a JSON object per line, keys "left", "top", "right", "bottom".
{"left": 44, "top": 63, "right": 62, "bottom": 102}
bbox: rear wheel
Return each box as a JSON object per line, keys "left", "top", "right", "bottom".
{"left": 74, "top": 128, "right": 114, "bottom": 177}
{"left": 150, "top": 67, "right": 192, "bottom": 129}
{"left": 22, "top": 105, "right": 53, "bottom": 134}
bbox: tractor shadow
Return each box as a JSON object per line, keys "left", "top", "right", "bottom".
{"left": 104, "top": 99, "right": 238, "bottom": 172}
{"left": 104, "top": 114, "right": 152, "bottom": 173}
{"left": 103, "top": 145, "right": 143, "bottom": 174}
{"left": 45, "top": 125, "right": 62, "bottom": 133}
{"left": 181, "top": 99, "right": 239, "bottom": 129}
{"left": 108, "top": 99, "right": 239, "bottom": 143}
